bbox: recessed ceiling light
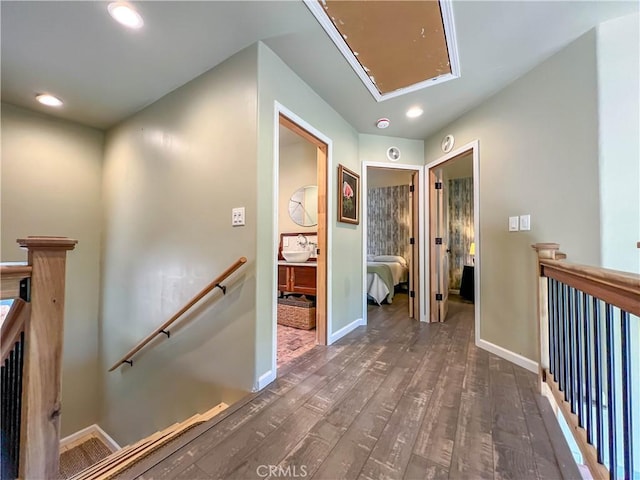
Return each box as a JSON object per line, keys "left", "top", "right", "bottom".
{"left": 406, "top": 107, "right": 424, "bottom": 118}
{"left": 108, "top": 2, "right": 144, "bottom": 29}
{"left": 36, "top": 94, "right": 63, "bottom": 107}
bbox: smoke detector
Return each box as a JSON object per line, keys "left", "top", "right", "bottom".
{"left": 376, "top": 118, "right": 390, "bottom": 129}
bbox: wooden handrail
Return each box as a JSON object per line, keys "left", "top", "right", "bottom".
{"left": 532, "top": 243, "right": 639, "bottom": 480}
{"left": 1, "top": 299, "right": 31, "bottom": 364}
{"left": 109, "top": 256, "right": 248, "bottom": 371}
{"left": 539, "top": 259, "right": 640, "bottom": 316}
{"left": 1, "top": 265, "right": 32, "bottom": 300}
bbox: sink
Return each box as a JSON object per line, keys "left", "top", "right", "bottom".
{"left": 282, "top": 250, "right": 311, "bottom": 262}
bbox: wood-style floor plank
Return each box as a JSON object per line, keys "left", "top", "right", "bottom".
{"left": 131, "top": 294, "right": 575, "bottom": 480}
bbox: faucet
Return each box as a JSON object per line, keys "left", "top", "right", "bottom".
{"left": 297, "top": 234, "right": 308, "bottom": 248}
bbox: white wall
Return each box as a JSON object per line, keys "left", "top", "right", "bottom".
{"left": 256, "top": 42, "right": 362, "bottom": 379}
{"left": 597, "top": 13, "right": 640, "bottom": 274}
{"left": 1, "top": 103, "right": 103, "bottom": 436}
{"left": 425, "top": 31, "right": 601, "bottom": 362}
{"left": 99, "top": 45, "right": 258, "bottom": 444}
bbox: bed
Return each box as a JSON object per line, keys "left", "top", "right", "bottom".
{"left": 367, "top": 255, "right": 409, "bottom": 305}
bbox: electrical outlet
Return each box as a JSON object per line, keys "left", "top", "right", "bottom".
{"left": 509, "top": 216, "right": 519, "bottom": 232}
{"left": 232, "top": 207, "right": 245, "bottom": 226}
{"left": 520, "top": 214, "right": 531, "bottom": 231}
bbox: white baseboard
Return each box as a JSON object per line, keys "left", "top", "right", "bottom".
{"left": 60, "top": 424, "right": 120, "bottom": 452}
{"left": 476, "top": 338, "right": 538, "bottom": 373}
{"left": 254, "top": 369, "right": 276, "bottom": 392}
{"left": 328, "top": 318, "right": 365, "bottom": 345}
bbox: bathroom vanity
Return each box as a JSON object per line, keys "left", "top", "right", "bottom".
{"left": 277, "top": 262, "right": 316, "bottom": 296}
{"left": 278, "top": 232, "right": 317, "bottom": 296}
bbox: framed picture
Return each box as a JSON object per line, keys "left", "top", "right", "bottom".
{"left": 338, "top": 164, "right": 359, "bottom": 224}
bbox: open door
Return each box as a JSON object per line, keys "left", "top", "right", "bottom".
{"left": 429, "top": 167, "right": 449, "bottom": 322}
{"left": 408, "top": 172, "right": 419, "bottom": 319}
{"left": 279, "top": 114, "right": 328, "bottom": 345}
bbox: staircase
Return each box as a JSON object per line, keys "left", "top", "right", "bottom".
{"left": 68, "top": 403, "right": 228, "bottom": 480}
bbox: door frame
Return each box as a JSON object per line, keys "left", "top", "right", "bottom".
{"left": 426, "top": 140, "right": 480, "bottom": 342}
{"left": 361, "top": 162, "right": 426, "bottom": 323}
{"left": 272, "top": 102, "right": 332, "bottom": 374}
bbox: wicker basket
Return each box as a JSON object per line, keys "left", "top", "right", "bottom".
{"left": 277, "top": 296, "right": 316, "bottom": 330}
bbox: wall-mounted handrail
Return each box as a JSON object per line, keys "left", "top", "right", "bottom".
{"left": 532, "top": 243, "right": 639, "bottom": 480}
{"left": 1, "top": 265, "right": 33, "bottom": 300}
{"left": 109, "top": 256, "right": 248, "bottom": 372}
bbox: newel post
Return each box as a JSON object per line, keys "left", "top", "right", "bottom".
{"left": 531, "top": 243, "right": 561, "bottom": 394}
{"left": 17, "top": 236, "right": 77, "bottom": 480}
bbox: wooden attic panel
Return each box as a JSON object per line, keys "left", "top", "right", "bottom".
{"left": 323, "top": 0, "right": 451, "bottom": 94}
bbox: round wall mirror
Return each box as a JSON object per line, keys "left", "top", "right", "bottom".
{"left": 288, "top": 185, "right": 318, "bottom": 227}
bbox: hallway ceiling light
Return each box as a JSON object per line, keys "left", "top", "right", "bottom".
{"left": 35, "top": 94, "right": 63, "bottom": 107}
{"left": 376, "top": 118, "right": 390, "bottom": 129}
{"left": 406, "top": 107, "right": 424, "bottom": 118}
{"left": 108, "top": 2, "right": 144, "bottom": 29}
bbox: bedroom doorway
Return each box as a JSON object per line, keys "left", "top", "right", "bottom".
{"left": 427, "top": 141, "right": 479, "bottom": 326}
{"left": 275, "top": 112, "right": 328, "bottom": 373}
{"left": 363, "top": 164, "right": 424, "bottom": 322}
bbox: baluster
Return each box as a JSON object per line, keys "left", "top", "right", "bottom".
{"left": 15, "top": 334, "right": 24, "bottom": 478}
{"left": 583, "top": 293, "right": 593, "bottom": 444}
{"left": 605, "top": 304, "right": 617, "bottom": 478}
{"left": 568, "top": 286, "right": 576, "bottom": 411}
{"left": 562, "top": 283, "right": 570, "bottom": 400}
{"left": 1, "top": 359, "right": 8, "bottom": 480}
{"left": 575, "top": 288, "right": 583, "bottom": 426}
{"left": 620, "top": 311, "right": 633, "bottom": 480}
{"left": 555, "top": 280, "right": 563, "bottom": 387}
{"left": 548, "top": 278, "right": 556, "bottom": 377}
{"left": 594, "top": 297, "right": 605, "bottom": 463}
{"left": 9, "top": 348, "right": 18, "bottom": 480}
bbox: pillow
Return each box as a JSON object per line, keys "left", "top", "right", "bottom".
{"left": 373, "top": 255, "right": 407, "bottom": 267}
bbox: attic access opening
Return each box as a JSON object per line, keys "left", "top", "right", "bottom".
{"left": 304, "top": 0, "right": 460, "bottom": 101}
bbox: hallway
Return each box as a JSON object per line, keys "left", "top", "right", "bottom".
{"left": 129, "top": 295, "right": 572, "bottom": 479}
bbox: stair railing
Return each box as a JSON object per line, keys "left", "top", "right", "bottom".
{"left": 533, "top": 243, "right": 639, "bottom": 480}
{"left": 1, "top": 236, "right": 77, "bottom": 480}
{"left": 109, "top": 256, "right": 247, "bottom": 371}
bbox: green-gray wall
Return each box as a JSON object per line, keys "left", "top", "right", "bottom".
{"left": 99, "top": 45, "right": 258, "bottom": 444}
{"left": 1, "top": 103, "right": 103, "bottom": 436}
{"left": 425, "top": 31, "right": 601, "bottom": 362}
{"left": 359, "top": 134, "right": 425, "bottom": 166}
{"left": 256, "top": 42, "right": 362, "bottom": 380}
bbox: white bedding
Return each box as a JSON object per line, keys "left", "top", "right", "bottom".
{"left": 370, "top": 261, "right": 408, "bottom": 285}
{"left": 366, "top": 260, "right": 408, "bottom": 305}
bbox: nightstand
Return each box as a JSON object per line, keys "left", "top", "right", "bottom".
{"left": 460, "top": 265, "right": 474, "bottom": 303}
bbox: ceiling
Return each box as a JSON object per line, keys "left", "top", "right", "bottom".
{"left": 2, "top": 1, "right": 637, "bottom": 140}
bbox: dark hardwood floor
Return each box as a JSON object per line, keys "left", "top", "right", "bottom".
{"left": 131, "top": 294, "right": 572, "bottom": 480}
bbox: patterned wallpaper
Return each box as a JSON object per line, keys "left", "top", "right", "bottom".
{"left": 448, "top": 177, "right": 474, "bottom": 289}
{"left": 367, "top": 185, "right": 410, "bottom": 261}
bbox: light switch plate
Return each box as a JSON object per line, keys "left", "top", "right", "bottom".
{"left": 509, "top": 216, "right": 519, "bottom": 232}
{"left": 520, "top": 214, "right": 531, "bottom": 231}
{"left": 232, "top": 207, "right": 245, "bottom": 226}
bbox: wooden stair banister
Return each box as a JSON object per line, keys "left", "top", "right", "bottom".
{"left": 0, "top": 236, "right": 77, "bottom": 480}
{"left": 1, "top": 265, "right": 33, "bottom": 300}
{"left": 532, "top": 243, "right": 639, "bottom": 480}
{"left": 109, "top": 256, "right": 248, "bottom": 372}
